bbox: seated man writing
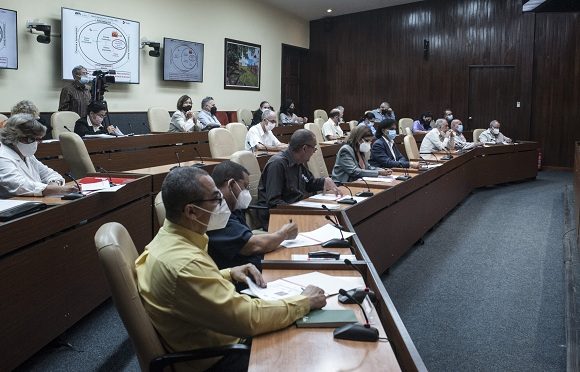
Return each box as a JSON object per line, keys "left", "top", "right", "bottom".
{"left": 136, "top": 166, "right": 326, "bottom": 372}
{"left": 207, "top": 161, "right": 298, "bottom": 274}
{"left": 257, "top": 129, "right": 342, "bottom": 229}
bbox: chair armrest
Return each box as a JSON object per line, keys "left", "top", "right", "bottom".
{"left": 150, "top": 344, "right": 250, "bottom": 372}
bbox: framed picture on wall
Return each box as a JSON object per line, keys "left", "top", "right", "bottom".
{"left": 224, "top": 38, "right": 261, "bottom": 90}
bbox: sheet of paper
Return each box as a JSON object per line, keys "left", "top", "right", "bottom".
{"left": 280, "top": 234, "right": 320, "bottom": 248}
{"left": 84, "top": 134, "right": 116, "bottom": 139}
{"left": 292, "top": 201, "right": 341, "bottom": 210}
{"left": 243, "top": 278, "right": 303, "bottom": 301}
{"left": 282, "top": 272, "right": 358, "bottom": 296}
{"left": 422, "top": 163, "right": 443, "bottom": 169}
{"left": 291, "top": 254, "right": 357, "bottom": 261}
{"left": 300, "top": 223, "right": 356, "bottom": 243}
{"left": 308, "top": 193, "right": 339, "bottom": 201}
{"left": 362, "top": 176, "right": 394, "bottom": 183}
{"left": 79, "top": 180, "right": 111, "bottom": 191}
{"left": 0, "top": 199, "right": 35, "bottom": 213}
{"left": 93, "top": 184, "right": 125, "bottom": 193}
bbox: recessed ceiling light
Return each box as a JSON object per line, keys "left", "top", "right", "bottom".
{"left": 326, "top": 9, "right": 333, "bottom": 13}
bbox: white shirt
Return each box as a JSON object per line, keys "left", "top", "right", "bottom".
{"left": 245, "top": 124, "right": 282, "bottom": 150}
{"left": 322, "top": 119, "right": 344, "bottom": 139}
{"left": 0, "top": 144, "right": 65, "bottom": 198}
{"left": 419, "top": 128, "right": 450, "bottom": 155}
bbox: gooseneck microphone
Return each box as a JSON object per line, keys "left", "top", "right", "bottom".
{"left": 441, "top": 146, "right": 454, "bottom": 161}
{"left": 247, "top": 141, "right": 255, "bottom": 154}
{"left": 320, "top": 206, "right": 351, "bottom": 248}
{"left": 63, "top": 126, "right": 73, "bottom": 132}
{"left": 339, "top": 259, "right": 377, "bottom": 304}
{"left": 333, "top": 289, "right": 379, "bottom": 342}
{"left": 355, "top": 178, "right": 373, "bottom": 197}
{"left": 258, "top": 141, "right": 270, "bottom": 154}
{"left": 335, "top": 182, "right": 357, "bottom": 205}
{"left": 62, "top": 173, "right": 84, "bottom": 200}
{"left": 395, "top": 161, "right": 412, "bottom": 181}
{"left": 192, "top": 147, "right": 205, "bottom": 168}
{"left": 96, "top": 166, "right": 115, "bottom": 186}
{"left": 170, "top": 152, "right": 182, "bottom": 171}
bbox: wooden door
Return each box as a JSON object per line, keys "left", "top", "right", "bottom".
{"left": 281, "top": 44, "right": 308, "bottom": 116}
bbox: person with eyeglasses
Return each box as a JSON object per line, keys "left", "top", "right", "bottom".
{"left": 74, "top": 101, "right": 123, "bottom": 137}
{"left": 58, "top": 65, "right": 92, "bottom": 118}
{"left": 136, "top": 166, "right": 326, "bottom": 372}
{"left": 245, "top": 109, "right": 287, "bottom": 151}
{"left": 257, "top": 129, "right": 342, "bottom": 229}
{"left": 0, "top": 113, "right": 78, "bottom": 198}
{"left": 207, "top": 161, "right": 298, "bottom": 284}
{"left": 331, "top": 126, "right": 392, "bottom": 183}
{"left": 322, "top": 109, "right": 344, "bottom": 140}
{"left": 250, "top": 100, "right": 272, "bottom": 127}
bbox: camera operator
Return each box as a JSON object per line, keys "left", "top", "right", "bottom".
{"left": 58, "top": 65, "right": 91, "bottom": 118}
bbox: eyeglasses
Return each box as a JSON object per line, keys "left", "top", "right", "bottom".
{"left": 19, "top": 137, "right": 43, "bottom": 144}
{"left": 188, "top": 192, "right": 223, "bottom": 206}
{"left": 304, "top": 144, "right": 318, "bottom": 152}
{"left": 267, "top": 119, "right": 277, "bottom": 124}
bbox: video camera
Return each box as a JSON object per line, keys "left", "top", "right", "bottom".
{"left": 90, "top": 70, "right": 116, "bottom": 103}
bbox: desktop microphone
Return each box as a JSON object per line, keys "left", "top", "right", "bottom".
{"left": 339, "top": 259, "right": 377, "bottom": 304}
{"left": 96, "top": 166, "right": 115, "bottom": 186}
{"left": 192, "top": 147, "right": 205, "bottom": 168}
{"left": 62, "top": 173, "right": 84, "bottom": 200}
{"left": 355, "top": 178, "right": 373, "bottom": 197}
{"left": 258, "top": 142, "right": 270, "bottom": 154}
{"left": 247, "top": 141, "right": 255, "bottom": 154}
{"left": 441, "top": 147, "right": 453, "bottom": 161}
{"left": 395, "top": 161, "right": 412, "bottom": 181}
{"left": 333, "top": 289, "right": 379, "bottom": 342}
{"left": 320, "top": 206, "right": 351, "bottom": 248}
{"left": 127, "top": 122, "right": 135, "bottom": 136}
{"left": 63, "top": 126, "right": 73, "bottom": 132}
{"left": 170, "top": 152, "right": 182, "bottom": 171}
{"left": 335, "top": 182, "right": 357, "bottom": 205}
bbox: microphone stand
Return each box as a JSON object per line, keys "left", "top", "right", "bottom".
{"left": 257, "top": 141, "right": 270, "bottom": 157}
{"left": 355, "top": 178, "right": 373, "bottom": 197}
{"left": 62, "top": 173, "right": 84, "bottom": 200}
{"left": 192, "top": 147, "right": 205, "bottom": 168}
{"left": 333, "top": 289, "right": 379, "bottom": 342}
{"left": 96, "top": 165, "right": 115, "bottom": 186}
{"left": 320, "top": 206, "right": 351, "bottom": 248}
{"left": 170, "top": 152, "right": 182, "bottom": 171}
{"left": 335, "top": 182, "right": 357, "bottom": 205}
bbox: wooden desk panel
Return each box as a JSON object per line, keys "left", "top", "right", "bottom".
{"left": 249, "top": 269, "right": 400, "bottom": 372}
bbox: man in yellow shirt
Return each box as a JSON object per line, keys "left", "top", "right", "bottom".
{"left": 136, "top": 166, "right": 326, "bottom": 371}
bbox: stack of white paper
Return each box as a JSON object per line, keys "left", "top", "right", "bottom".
{"left": 280, "top": 223, "right": 356, "bottom": 248}
{"left": 291, "top": 201, "right": 341, "bottom": 209}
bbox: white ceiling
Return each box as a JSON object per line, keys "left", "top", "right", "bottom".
{"left": 259, "top": 0, "right": 423, "bottom": 21}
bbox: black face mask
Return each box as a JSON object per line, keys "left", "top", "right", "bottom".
{"left": 182, "top": 105, "right": 192, "bottom": 111}
{"left": 381, "top": 109, "right": 388, "bottom": 114}
{"left": 210, "top": 106, "right": 217, "bottom": 115}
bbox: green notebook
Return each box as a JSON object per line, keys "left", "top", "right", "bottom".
{"left": 295, "top": 309, "right": 358, "bottom": 328}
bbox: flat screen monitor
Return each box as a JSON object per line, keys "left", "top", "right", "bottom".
{"left": 163, "top": 37, "right": 204, "bottom": 82}
{"left": 0, "top": 8, "right": 17, "bottom": 69}
{"left": 61, "top": 7, "right": 140, "bottom": 83}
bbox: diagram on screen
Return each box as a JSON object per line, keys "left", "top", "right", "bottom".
{"left": 76, "top": 21, "right": 130, "bottom": 69}
{"left": 170, "top": 44, "right": 199, "bottom": 72}
{"left": 163, "top": 38, "right": 203, "bottom": 82}
{"left": 0, "top": 21, "right": 6, "bottom": 51}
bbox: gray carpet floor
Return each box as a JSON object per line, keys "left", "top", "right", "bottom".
{"left": 382, "top": 170, "right": 571, "bottom": 371}
{"left": 16, "top": 171, "right": 571, "bottom": 371}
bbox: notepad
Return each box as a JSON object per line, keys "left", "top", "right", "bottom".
{"left": 295, "top": 309, "right": 358, "bottom": 328}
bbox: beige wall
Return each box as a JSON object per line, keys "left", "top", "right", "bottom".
{"left": 0, "top": 0, "right": 309, "bottom": 113}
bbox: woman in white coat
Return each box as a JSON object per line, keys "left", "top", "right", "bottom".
{"left": 0, "top": 113, "right": 77, "bottom": 198}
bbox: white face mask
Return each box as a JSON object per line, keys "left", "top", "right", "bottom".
{"left": 492, "top": 128, "right": 500, "bottom": 135}
{"left": 446, "top": 114, "right": 453, "bottom": 121}
{"left": 233, "top": 181, "right": 252, "bottom": 210}
{"left": 266, "top": 122, "right": 276, "bottom": 131}
{"left": 359, "top": 141, "right": 371, "bottom": 153}
{"left": 457, "top": 124, "right": 464, "bottom": 132}
{"left": 16, "top": 141, "right": 38, "bottom": 157}
{"left": 193, "top": 202, "right": 231, "bottom": 231}
{"left": 79, "top": 75, "right": 91, "bottom": 84}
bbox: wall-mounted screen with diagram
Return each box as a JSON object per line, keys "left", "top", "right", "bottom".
{"left": 61, "top": 7, "right": 139, "bottom": 83}
{"left": 0, "top": 8, "right": 18, "bottom": 70}
{"left": 163, "top": 37, "right": 204, "bottom": 82}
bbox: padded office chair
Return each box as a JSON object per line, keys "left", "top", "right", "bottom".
{"left": 225, "top": 122, "right": 248, "bottom": 152}
{"left": 304, "top": 122, "right": 325, "bottom": 143}
{"left": 237, "top": 109, "right": 253, "bottom": 128}
{"left": 398, "top": 118, "right": 413, "bottom": 135}
{"left": 473, "top": 128, "right": 485, "bottom": 143}
{"left": 51, "top": 111, "right": 80, "bottom": 139}
{"left": 313, "top": 117, "right": 325, "bottom": 129}
{"left": 404, "top": 134, "right": 420, "bottom": 161}
{"left": 208, "top": 128, "right": 236, "bottom": 158}
{"left": 405, "top": 127, "right": 412, "bottom": 136}
{"left": 59, "top": 132, "right": 96, "bottom": 179}
{"left": 307, "top": 144, "right": 329, "bottom": 178}
{"left": 348, "top": 120, "right": 358, "bottom": 131}
{"left": 313, "top": 109, "right": 328, "bottom": 121}
{"left": 215, "top": 111, "right": 229, "bottom": 125}
{"left": 147, "top": 107, "right": 170, "bottom": 132}
{"left": 154, "top": 192, "right": 165, "bottom": 227}
{"left": 94, "top": 222, "right": 249, "bottom": 372}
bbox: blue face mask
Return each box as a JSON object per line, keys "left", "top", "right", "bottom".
{"left": 386, "top": 130, "right": 397, "bottom": 141}
{"left": 457, "top": 124, "right": 464, "bottom": 133}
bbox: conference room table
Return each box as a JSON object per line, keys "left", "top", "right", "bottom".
{"left": 0, "top": 173, "right": 153, "bottom": 371}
